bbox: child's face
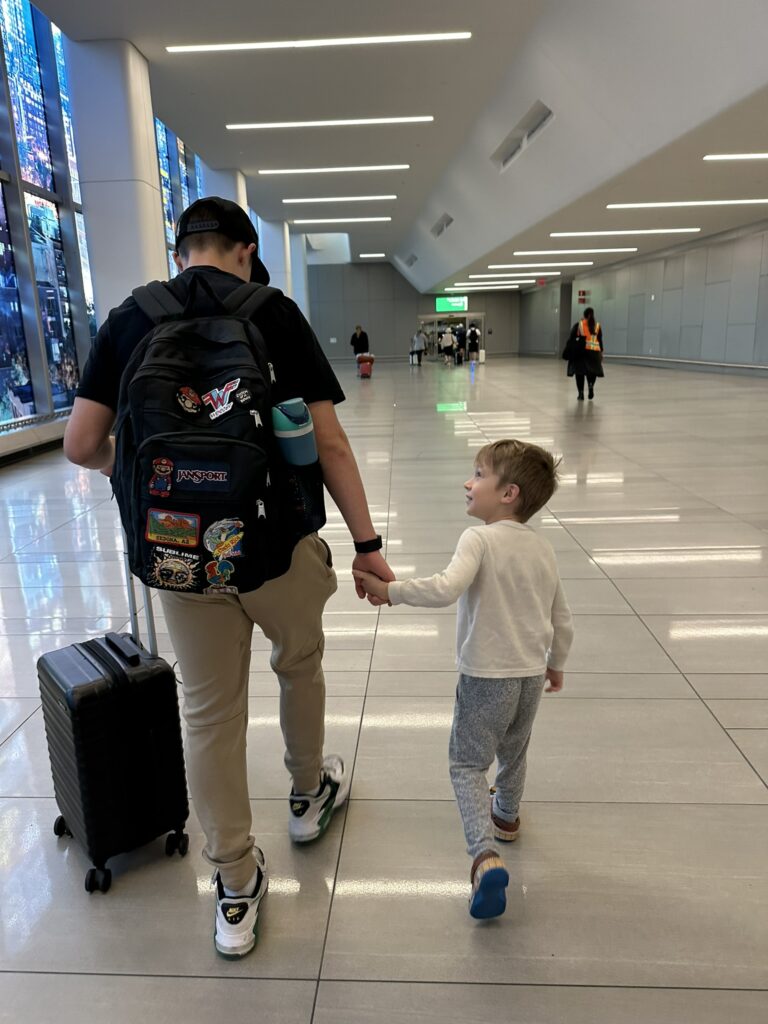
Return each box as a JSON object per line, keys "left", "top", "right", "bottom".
{"left": 464, "top": 461, "right": 517, "bottom": 522}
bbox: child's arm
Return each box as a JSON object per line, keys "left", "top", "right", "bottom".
{"left": 546, "top": 578, "right": 574, "bottom": 692}
{"left": 354, "top": 529, "right": 485, "bottom": 608}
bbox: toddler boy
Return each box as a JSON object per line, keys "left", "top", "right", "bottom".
{"left": 354, "top": 440, "right": 573, "bottom": 919}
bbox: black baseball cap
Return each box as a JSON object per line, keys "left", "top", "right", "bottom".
{"left": 175, "top": 196, "right": 270, "bottom": 284}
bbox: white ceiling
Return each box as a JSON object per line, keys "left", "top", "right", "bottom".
{"left": 39, "top": 0, "right": 768, "bottom": 291}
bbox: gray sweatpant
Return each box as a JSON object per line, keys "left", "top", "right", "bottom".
{"left": 449, "top": 673, "right": 546, "bottom": 859}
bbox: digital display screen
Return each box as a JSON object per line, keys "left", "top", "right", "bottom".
{"left": 0, "top": 186, "right": 35, "bottom": 424}
{"left": 52, "top": 23, "right": 81, "bottom": 204}
{"left": 155, "top": 118, "right": 175, "bottom": 245}
{"left": 435, "top": 295, "right": 468, "bottom": 312}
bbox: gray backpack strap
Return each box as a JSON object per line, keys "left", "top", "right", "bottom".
{"left": 132, "top": 280, "right": 185, "bottom": 323}
{"left": 223, "top": 282, "right": 282, "bottom": 319}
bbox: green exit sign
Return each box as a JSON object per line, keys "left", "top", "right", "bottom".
{"left": 435, "top": 295, "right": 468, "bottom": 312}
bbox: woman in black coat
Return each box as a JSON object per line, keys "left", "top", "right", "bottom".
{"left": 565, "top": 307, "right": 604, "bottom": 400}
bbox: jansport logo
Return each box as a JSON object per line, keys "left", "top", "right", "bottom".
{"left": 177, "top": 469, "right": 228, "bottom": 484}
{"left": 174, "top": 461, "right": 230, "bottom": 492}
{"left": 202, "top": 379, "right": 240, "bottom": 420}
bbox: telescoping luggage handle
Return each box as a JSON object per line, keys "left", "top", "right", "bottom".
{"left": 116, "top": 530, "right": 159, "bottom": 659}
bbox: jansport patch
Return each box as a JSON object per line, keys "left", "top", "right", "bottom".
{"left": 174, "top": 462, "right": 230, "bottom": 492}
{"left": 145, "top": 509, "right": 200, "bottom": 548}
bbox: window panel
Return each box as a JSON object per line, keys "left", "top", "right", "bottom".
{"left": 0, "top": 0, "right": 55, "bottom": 191}
{"left": 177, "top": 137, "right": 190, "bottom": 211}
{"left": 24, "top": 193, "right": 79, "bottom": 409}
{"left": 51, "top": 23, "right": 81, "bottom": 204}
{"left": 154, "top": 117, "right": 175, "bottom": 245}
{"left": 75, "top": 211, "right": 96, "bottom": 338}
{"left": 194, "top": 154, "right": 204, "bottom": 201}
{"left": 0, "top": 186, "right": 35, "bottom": 424}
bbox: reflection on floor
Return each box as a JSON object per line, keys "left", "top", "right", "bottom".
{"left": 1, "top": 357, "right": 767, "bottom": 1022}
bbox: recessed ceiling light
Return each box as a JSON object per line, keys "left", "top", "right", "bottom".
{"left": 513, "top": 247, "right": 637, "bottom": 255}
{"left": 291, "top": 216, "right": 392, "bottom": 224}
{"left": 703, "top": 153, "right": 768, "bottom": 161}
{"left": 469, "top": 271, "right": 561, "bottom": 278}
{"left": 282, "top": 195, "right": 397, "bottom": 204}
{"left": 607, "top": 199, "right": 768, "bottom": 208}
{"left": 258, "top": 164, "right": 410, "bottom": 175}
{"left": 227, "top": 116, "right": 434, "bottom": 130}
{"left": 550, "top": 229, "right": 701, "bottom": 236}
{"left": 360, "top": 253, "right": 386, "bottom": 258}
{"left": 169, "top": 32, "right": 472, "bottom": 53}
{"left": 446, "top": 283, "right": 529, "bottom": 290}
{"left": 488, "top": 261, "right": 594, "bottom": 268}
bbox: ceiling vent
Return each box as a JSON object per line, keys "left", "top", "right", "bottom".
{"left": 491, "top": 100, "right": 554, "bottom": 172}
{"left": 405, "top": 253, "right": 419, "bottom": 267}
{"left": 431, "top": 213, "right": 454, "bottom": 238}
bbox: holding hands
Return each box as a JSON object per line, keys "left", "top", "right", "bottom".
{"left": 352, "top": 565, "right": 391, "bottom": 604}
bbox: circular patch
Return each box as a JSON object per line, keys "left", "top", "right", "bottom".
{"left": 177, "top": 387, "right": 202, "bottom": 414}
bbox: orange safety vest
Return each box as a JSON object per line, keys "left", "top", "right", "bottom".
{"left": 580, "top": 319, "right": 601, "bottom": 352}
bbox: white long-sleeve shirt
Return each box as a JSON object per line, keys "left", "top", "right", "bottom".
{"left": 388, "top": 520, "right": 574, "bottom": 678}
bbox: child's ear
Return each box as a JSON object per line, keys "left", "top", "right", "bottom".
{"left": 501, "top": 483, "right": 520, "bottom": 505}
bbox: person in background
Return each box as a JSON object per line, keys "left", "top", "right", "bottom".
{"left": 410, "top": 328, "right": 427, "bottom": 366}
{"left": 467, "top": 323, "right": 481, "bottom": 361}
{"left": 565, "top": 307, "right": 604, "bottom": 400}
{"left": 350, "top": 324, "right": 369, "bottom": 357}
{"left": 442, "top": 326, "right": 455, "bottom": 366}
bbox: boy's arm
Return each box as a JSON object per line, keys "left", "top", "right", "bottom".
{"left": 548, "top": 578, "right": 574, "bottom": 671}
{"left": 388, "top": 529, "right": 485, "bottom": 607}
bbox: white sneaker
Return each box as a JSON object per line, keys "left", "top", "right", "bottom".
{"left": 288, "top": 754, "right": 351, "bottom": 843}
{"left": 213, "top": 848, "right": 268, "bottom": 959}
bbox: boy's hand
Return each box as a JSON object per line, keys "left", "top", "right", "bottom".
{"left": 545, "top": 668, "right": 564, "bottom": 693}
{"left": 352, "top": 552, "right": 394, "bottom": 606}
{"left": 352, "top": 568, "right": 390, "bottom": 603}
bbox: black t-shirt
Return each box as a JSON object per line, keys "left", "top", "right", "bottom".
{"left": 77, "top": 266, "right": 345, "bottom": 411}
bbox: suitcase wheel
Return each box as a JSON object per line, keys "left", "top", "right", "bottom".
{"left": 85, "top": 867, "right": 112, "bottom": 894}
{"left": 53, "top": 815, "right": 72, "bottom": 839}
{"left": 165, "top": 830, "right": 190, "bottom": 858}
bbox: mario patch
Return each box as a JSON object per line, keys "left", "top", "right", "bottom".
{"left": 202, "top": 378, "right": 240, "bottom": 421}
{"left": 174, "top": 462, "right": 230, "bottom": 492}
{"left": 177, "top": 387, "right": 202, "bottom": 415}
{"left": 149, "top": 457, "right": 174, "bottom": 497}
{"left": 146, "top": 509, "right": 200, "bottom": 548}
{"left": 204, "top": 518, "right": 244, "bottom": 560}
{"left": 149, "top": 547, "right": 199, "bottom": 591}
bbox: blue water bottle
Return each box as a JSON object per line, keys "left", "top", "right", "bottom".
{"left": 271, "top": 398, "right": 318, "bottom": 465}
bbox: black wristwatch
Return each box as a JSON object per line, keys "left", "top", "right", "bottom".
{"left": 354, "top": 535, "right": 383, "bottom": 554}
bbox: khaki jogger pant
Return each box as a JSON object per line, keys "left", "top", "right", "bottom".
{"left": 159, "top": 533, "right": 338, "bottom": 891}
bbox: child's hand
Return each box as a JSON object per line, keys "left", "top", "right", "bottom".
{"left": 352, "top": 569, "right": 390, "bottom": 603}
{"left": 545, "top": 668, "right": 563, "bottom": 693}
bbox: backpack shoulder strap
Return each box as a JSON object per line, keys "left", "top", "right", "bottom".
{"left": 132, "top": 281, "right": 185, "bottom": 323}
{"left": 223, "top": 282, "right": 282, "bottom": 320}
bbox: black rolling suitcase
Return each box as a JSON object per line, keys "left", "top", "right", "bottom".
{"left": 37, "top": 551, "right": 189, "bottom": 894}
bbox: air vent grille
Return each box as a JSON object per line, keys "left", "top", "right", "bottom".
{"left": 491, "top": 100, "right": 554, "bottom": 172}
{"left": 431, "top": 213, "right": 454, "bottom": 238}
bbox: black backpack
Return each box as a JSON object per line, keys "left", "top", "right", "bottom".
{"left": 468, "top": 327, "right": 479, "bottom": 343}
{"left": 113, "top": 276, "right": 289, "bottom": 596}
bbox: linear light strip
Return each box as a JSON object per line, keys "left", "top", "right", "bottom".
{"left": 703, "top": 153, "right": 768, "bottom": 161}
{"left": 282, "top": 195, "right": 397, "bottom": 204}
{"left": 169, "top": 32, "right": 472, "bottom": 53}
{"left": 469, "top": 271, "right": 561, "bottom": 278}
{"left": 607, "top": 199, "right": 768, "bottom": 208}
{"left": 550, "top": 229, "right": 701, "bottom": 237}
{"left": 513, "top": 247, "right": 637, "bottom": 255}
{"left": 360, "top": 253, "right": 386, "bottom": 257}
{"left": 258, "top": 164, "right": 410, "bottom": 175}
{"left": 453, "top": 280, "right": 534, "bottom": 286}
{"left": 292, "top": 216, "right": 392, "bottom": 224}
{"left": 488, "top": 261, "right": 594, "bottom": 268}
{"left": 445, "top": 284, "right": 527, "bottom": 290}
{"left": 228, "top": 116, "right": 434, "bottom": 130}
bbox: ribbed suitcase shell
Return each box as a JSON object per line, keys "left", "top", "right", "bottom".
{"left": 38, "top": 634, "right": 188, "bottom": 872}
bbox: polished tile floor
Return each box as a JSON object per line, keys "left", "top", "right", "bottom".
{"left": 1, "top": 357, "right": 767, "bottom": 1022}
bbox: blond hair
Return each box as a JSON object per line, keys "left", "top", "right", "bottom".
{"left": 475, "top": 439, "right": 560, "bottom": 521}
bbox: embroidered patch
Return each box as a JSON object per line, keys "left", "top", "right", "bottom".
{"left": 149, "top": 548, "right": 199, "bottom": 590}
{"left": 203, "top": 559, "right": 237, "bottom": 594}
{"left": 177, "top": 387, "right": 202, "bottom": 415}
{"left": 203, "top": 518, "right": 245, "bottom": 560}
{"left": 145, "top": 509, "right": 200, "bottom": 548}
{"left": 174, "top": 462, "right": 230, "bottom": 492}
{"left": 235, "top": 388, "right": 252, "bottom": 405}
{"left": 202, "top": 378, "right": 240, "bottom": 421}
{"left": 149, "top": 457, "right": 174, "bottom": 497}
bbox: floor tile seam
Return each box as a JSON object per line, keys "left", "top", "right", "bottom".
{"left": 0, "top": 968, "right": 317, "bottom": 982}
{"left": 0, "top": 704, "right": 41, "bottom": 752}
{"left": 315, "top": 978, "right": 768, "bottom": 992}
{"left": 309, "top": 414, "right": 395, "bottom": 1020}
{"left": 5, "top": 796, "right": 768, "bottom": 808}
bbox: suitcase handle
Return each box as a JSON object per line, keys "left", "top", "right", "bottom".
{"left": 122, "top": 537, "right": 159, "bottom": 658}
{"left": 105, "top": 631, "right": 142, "bottom": 666}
